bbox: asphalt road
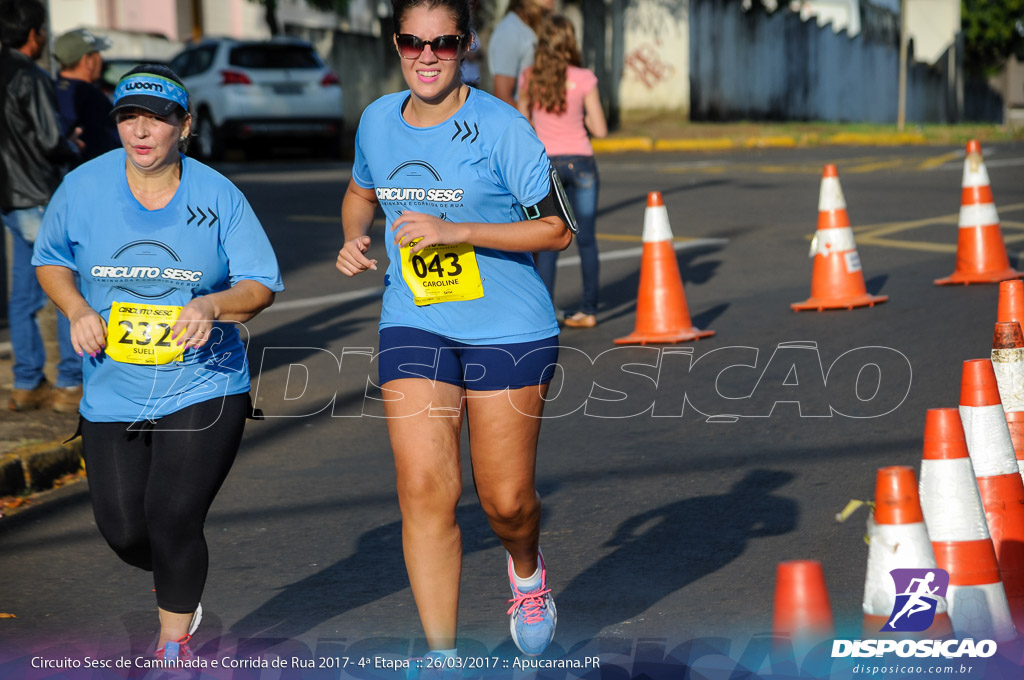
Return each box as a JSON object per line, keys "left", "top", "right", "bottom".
{"left": 3, "top": 142, "right": 1024, "bottom": 678}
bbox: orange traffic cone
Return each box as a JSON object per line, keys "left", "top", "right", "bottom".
{"left": 614, "top": 191, "right": 714, "bottom": 345}
{"left": 992, "top": 321, "right": 1024, "bottom": 478}
{"left": 792, "top": 165, "right": 887, "bottom": 311}
{"left": 935, "top": 140, "right": 1022, "bottom": 285}
{"left": 960, "top": 358, "right": 1024, "bottom": 631}
{"left": 998, "top": 280, "right": 1024, "bottom": 327}
{"left": 863, "top": 466, "right": 952, "bottom": 638}
{"left": 919, "top": 408, "right": 1015, "bottom": 641}
{"left": 773, "top": 560, "right": 835, "bottom": 643}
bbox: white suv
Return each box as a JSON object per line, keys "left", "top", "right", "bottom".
{"left": 169, "top": 37, "right": 343, "bottom": 160}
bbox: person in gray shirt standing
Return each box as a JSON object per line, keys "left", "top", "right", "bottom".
{"left": 487, "top": 0, "right": 553, "bottom": 107}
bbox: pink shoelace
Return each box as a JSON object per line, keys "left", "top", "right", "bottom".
{"left": 507, "top": 586, "right": 553, "bottom": 624}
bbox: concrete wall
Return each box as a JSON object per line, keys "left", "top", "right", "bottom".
{"left": 688, "top": 0, "right": 979, "bottom": 123}
{"left": 619, "top": 0, "right": 690, "bottom": 115}
{"left": 905, "top": 0, "right": 959, "bottom": 66}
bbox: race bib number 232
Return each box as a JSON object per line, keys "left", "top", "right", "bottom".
{"left": 105, "top": 302, "right": 184, "bottom": 365}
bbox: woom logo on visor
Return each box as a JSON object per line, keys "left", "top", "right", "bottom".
{"left": 114, "top": 74, "right": 190, "bottom": 110}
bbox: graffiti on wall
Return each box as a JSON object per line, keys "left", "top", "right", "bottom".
{"left": 623, "top": 0, "right": 685, "bottom": 90}
{"left": 625, "top": 43, "right": 677, "bottom": 89}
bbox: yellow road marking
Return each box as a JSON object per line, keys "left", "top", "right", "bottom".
{"left": 918, "top": 151, "right": 961, "bottom": 170}
{"left": 844, "top": 160, "right": 905, "bottom": 174}
{"left": 855, "top": 237, "right": 956, "bottom": 253}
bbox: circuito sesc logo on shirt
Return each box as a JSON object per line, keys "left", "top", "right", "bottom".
{"left": 882, "top": 568, "right": 950, "bottom": 632}
{"left": 89, "top": 240, "right": 204, "bottom": 300}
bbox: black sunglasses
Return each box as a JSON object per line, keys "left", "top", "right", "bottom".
{"left": 395, "top": 33, "right": 466, "bottom": 61}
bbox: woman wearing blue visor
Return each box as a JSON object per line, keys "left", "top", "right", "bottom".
{"left": 32, "top": 65, "right": 284, "bottom": 663}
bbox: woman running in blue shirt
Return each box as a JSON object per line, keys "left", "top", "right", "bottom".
{"left": 33, "top": 64, "right": 283, "bottom": 663}
{"left": 336, "top": 0, "right": 572, "bottom": 663}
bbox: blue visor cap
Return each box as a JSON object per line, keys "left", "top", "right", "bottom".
{"left": 112, "top": 74, "right": 190, "bottom": 117}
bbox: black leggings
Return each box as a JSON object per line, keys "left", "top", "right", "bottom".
{"left": 80, "top": 394, "right": 249, "bottom": 613}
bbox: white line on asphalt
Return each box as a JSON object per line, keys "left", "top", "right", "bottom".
{"left": 268, "top": 237, "right": 728, "bottom": 313}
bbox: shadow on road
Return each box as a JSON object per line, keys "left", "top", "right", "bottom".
{"left": 227, "top": 481, "right": 561, "bottom": 642}
{"left": 555, "top": 468, "right": 798, "bottom": 642}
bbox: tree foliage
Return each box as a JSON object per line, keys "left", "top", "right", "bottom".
{"left": 961, "top": 0, "right": 1024, "bottom": 74}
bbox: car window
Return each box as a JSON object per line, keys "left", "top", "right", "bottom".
{"left": 169, "top": 51, "right": 193, "bottom": 77}
{"left": 228, "top": 45, "right": 321, "bottom": 69}
{"left": 192, "top": 46, "right": 217, "bottom": 74}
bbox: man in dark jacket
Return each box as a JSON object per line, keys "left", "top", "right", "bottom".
{"left": 0, "top": 0, "right": 84, "bottom": 412}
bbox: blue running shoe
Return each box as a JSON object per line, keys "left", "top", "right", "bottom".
{"left": 156, "top": 635, "right": 193, "bottom": 664}
{"left": 506, "top": 552, "right": 557, "bottom": 656}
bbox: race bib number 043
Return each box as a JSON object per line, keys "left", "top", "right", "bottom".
{"left": 106, "top": 302, "right": 184, "bottom": 365}
{"left": 401, "top": 242, "right": 484, "bottom": 306}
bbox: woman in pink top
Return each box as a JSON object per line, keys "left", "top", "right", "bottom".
{"left": 519, "top": 15, "right": 607, "bottom": 328}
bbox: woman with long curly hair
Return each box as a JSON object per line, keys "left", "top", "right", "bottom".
{"left": 488, "top": 0, "right": 554, "bottom": 107}
{"left": 519, "top": 15, "right": 607, "bottom": 327}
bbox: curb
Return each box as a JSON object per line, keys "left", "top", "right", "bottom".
{"left": 0, "top": 438, "right": 82, "bottom": 498}
{"left": 591, "top": 132, "right": 933, "bottom": 154}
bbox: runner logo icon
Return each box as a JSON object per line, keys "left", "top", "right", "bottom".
{"left": 882, "top": 568, "right": 949, "bottom": 632}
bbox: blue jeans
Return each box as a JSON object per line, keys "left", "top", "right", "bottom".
{"left": 2, "top": 206, "right": 82, "bottom": 389}
{"left": 535, "top": 155, "right": 600, "bottom": 315}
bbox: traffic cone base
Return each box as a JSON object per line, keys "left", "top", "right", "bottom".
{"left": 791, "top": 292, "right": 888, "bottom": 312}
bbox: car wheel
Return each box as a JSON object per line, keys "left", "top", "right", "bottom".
{"left": 194, "top": 108, "right": 224, "bottom": 162}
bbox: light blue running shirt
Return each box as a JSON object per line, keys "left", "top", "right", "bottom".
{"left": 32, "top": 149, "right": 284, "bottom": 423}
{"left": 352, "top": 88, "right": 559, "bottom": 344}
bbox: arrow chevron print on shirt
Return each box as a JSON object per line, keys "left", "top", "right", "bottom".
{"left": 186, "top": 205, "right": 219, "bottom": 228}
{"left": 451, "top": 120, "right": 479, "bottom": 144}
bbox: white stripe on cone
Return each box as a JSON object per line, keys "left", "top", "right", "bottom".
{"left": 947, "top": 583, "right": 1017, "bottom": 641}
{"left": 863, "top": 519, "right": 946, "bottom": 618}
{"left": 818, "top": 176, "right": 847, "bottom": 211}
{"left": 959, "top": 203, "right": 1001, "bottom": 229}
{"left": 963, "top": 155, "right": 992, "bottom": 188}
{"left": 960, "top": 404, "right": 1020, "bottom": 477}
{"left": 641, "top": 204, "right": 674, "bottom": 243}
{"left": 809, "top": 227, "right": 857, "bottom": 258}
{"left": 920, "top": 458, "right": 991, "bottom": 541}
{"left": 992, "top": 347, "right": 1024, "bottom": 413}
